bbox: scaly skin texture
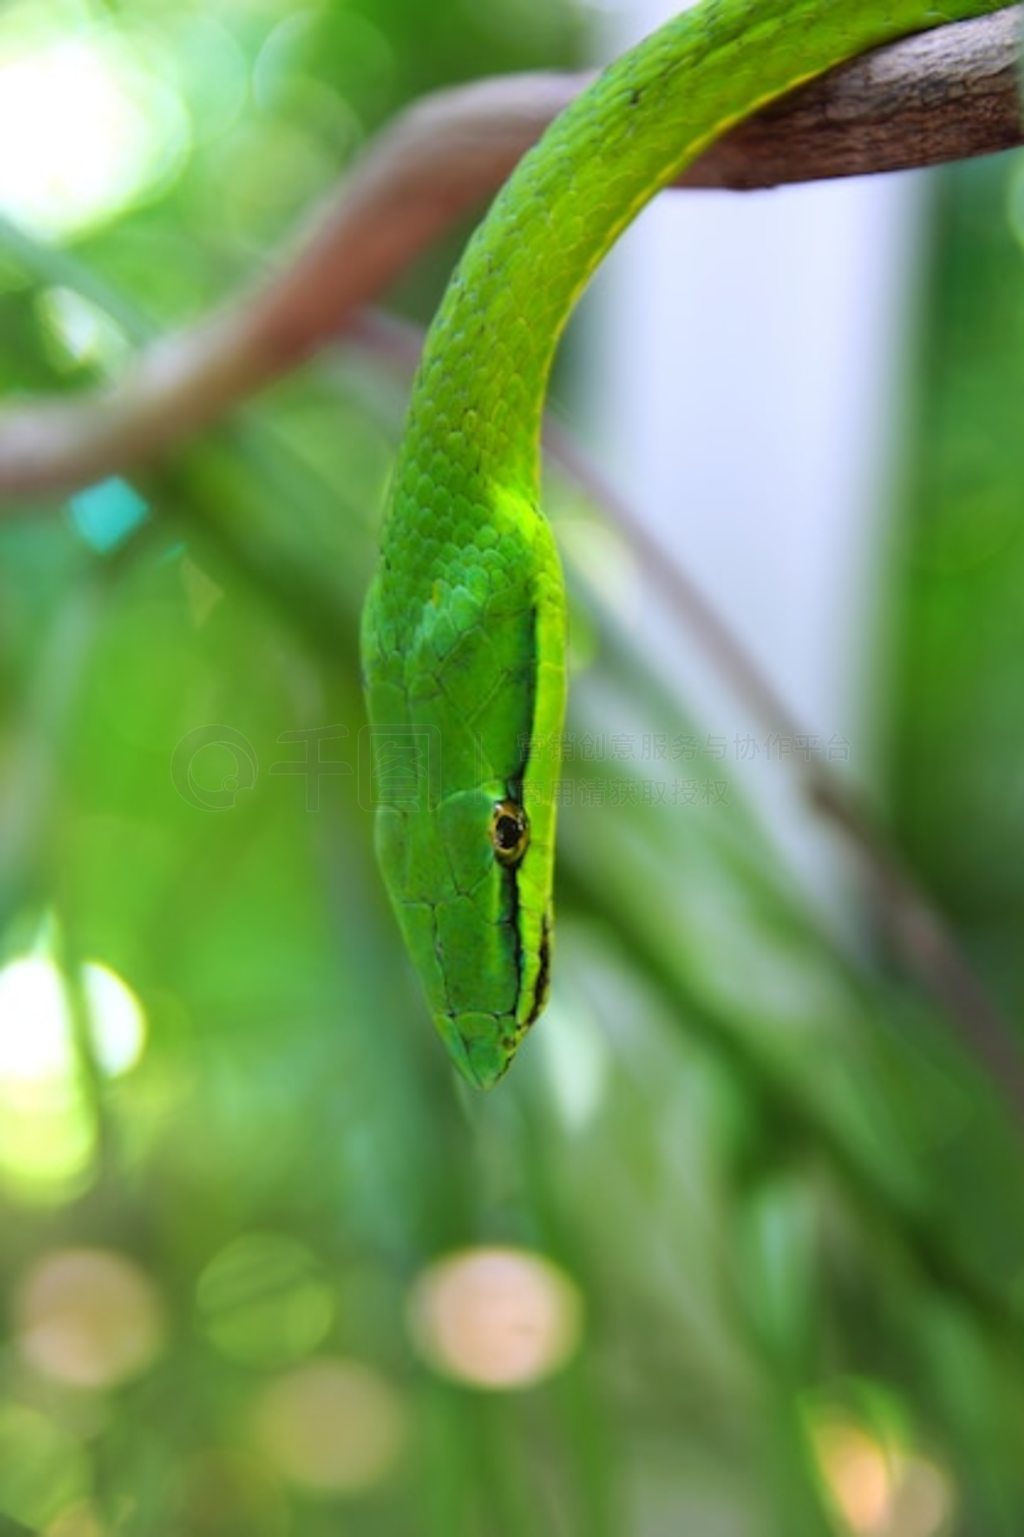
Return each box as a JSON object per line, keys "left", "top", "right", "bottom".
{"left": 361, "top": 0, "right": 1004, "bottom": 1089}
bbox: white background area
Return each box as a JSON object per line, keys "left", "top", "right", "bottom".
{"left": 584, "top": 0, "right": 924, "bottom": 915}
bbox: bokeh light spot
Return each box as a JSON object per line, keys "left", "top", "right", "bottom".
{"left": 812, "top": 1418, "right": 892, "bottom": 1534}
{"left": 166, "top": 14, "right": 248, "bottom": 146}
{"left": 890, "top": 1456, "right": 955, "bottom": 1537}
{"left": 0, "top": 957, "right": 70, "bottom": 1081}
{"left": 197, "top": 1232, "right": 334, "bottom": 1368}
{"left": 15, "top": 1247, "right": 166, "bottom": 1389}
{"left": 809, "top": 1413, "right": 955, "bottom": 1537}
{"left": 0, "top": 1405, "right": 89, "bottom": 1529}
{"left": 45, "top": 1500, "right": 106, "bottom": 1537}
{"left": 0, "top": 954, "right": 96, "bottom": 1199}
{"left": 37, "top": 287, "right": 131, "bottom": 372}
{"left": 82, "top": 962, "right": 147, "bottom": 1074}
{"left": 0, "top": 16, "right": 191, "bottom": 237}
{"left": 0, "top": 952, "right": 146, "bottom": 1082}
{"left": 252, "top": 1359, "right": 405, "bottom": 1494}
{"left": 406, "top": 1246, "right": 583, "bottom": 1390}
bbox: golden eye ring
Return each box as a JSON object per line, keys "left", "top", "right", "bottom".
{"left": 491, "top": 800, "right": 530, "bottom": 866}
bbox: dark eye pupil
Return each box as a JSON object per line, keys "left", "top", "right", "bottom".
{"left": 495, "top": 814, "right": 522, "bottom": 851}
{"left": 491, "top": 800, "right": 529, "bottom": 864}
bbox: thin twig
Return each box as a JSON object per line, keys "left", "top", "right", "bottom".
{"left": 0, "top": 7, "right": 1020, "bottom": 499}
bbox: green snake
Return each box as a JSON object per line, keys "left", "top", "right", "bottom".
{"left": 361, "top": 0, "right": 1001, "bottom": 1089}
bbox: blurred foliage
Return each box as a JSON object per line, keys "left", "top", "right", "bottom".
{"left": 2, "top": 1, "right": 1024, "bottom": 1534}
{"left": 888, "top": 155, "right": 1024, "bottom": 1012}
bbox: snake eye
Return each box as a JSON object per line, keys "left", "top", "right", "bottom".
{"left": 491, "top": 800, "right": 529, "bottom": 866}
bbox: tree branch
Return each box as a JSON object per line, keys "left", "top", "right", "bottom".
{"left": 682, "top": 4, "right": 1023, "bottom": 188}
{"left": 0, "top": 6, "right": 1020, "bottom": 500}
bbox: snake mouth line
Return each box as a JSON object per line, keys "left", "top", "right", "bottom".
{"left": 525, "top": 910, "right": 552, "bottom": 1027}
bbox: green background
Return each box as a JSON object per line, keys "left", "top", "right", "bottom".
{"left": 2, "top": 1, "right": 1024, "bottom": 1533}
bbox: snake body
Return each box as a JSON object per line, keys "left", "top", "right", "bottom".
{"left": 361, "top": 0, "right": 1001, "bottom": 1088}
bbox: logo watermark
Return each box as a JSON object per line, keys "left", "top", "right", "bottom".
{"left": 170, "top": 725, "right": 848, "bottom": 812}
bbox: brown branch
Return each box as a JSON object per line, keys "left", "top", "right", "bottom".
{"left": 0, "top": 6, "right": 1021, "bottom": 500}
{"left": 682, "top": 3, "right": 1023, "bottom": 187}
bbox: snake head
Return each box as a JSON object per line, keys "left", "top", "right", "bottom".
{"left": 370, "top": 676, "right": 562, "bottom": 1090}
{"left": 364, "top": 505, "right": 566, "bottom": 1088}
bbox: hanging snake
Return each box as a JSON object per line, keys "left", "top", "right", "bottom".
{"left": 361, "top": 0, "right": 1003, "bottom": 1088}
